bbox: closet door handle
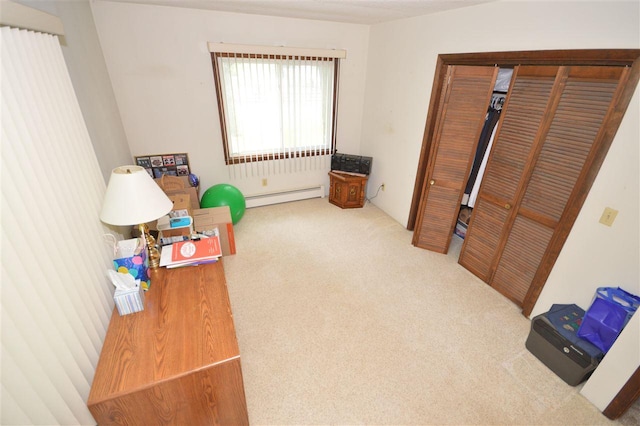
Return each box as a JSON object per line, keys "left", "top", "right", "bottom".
{"left": 430, "top": 179, "right": 435, "bottom": 186}
{"left": 504, "top": 203, "right": 511, "bottom": 210}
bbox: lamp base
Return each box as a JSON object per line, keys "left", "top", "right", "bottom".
{"left": 138, "top": 223, "right": 161, "bottom": 269}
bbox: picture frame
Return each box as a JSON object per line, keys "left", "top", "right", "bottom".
{"left": 134, "top": 153, "right": 191, "bottom": 179}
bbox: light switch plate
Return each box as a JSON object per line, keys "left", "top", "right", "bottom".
{"left": 599, "top": 207, "right": 618, "bottom": 227}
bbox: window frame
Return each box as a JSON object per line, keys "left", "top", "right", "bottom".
{"left": 210, "top": 51, "right": 340, "bottom": 165}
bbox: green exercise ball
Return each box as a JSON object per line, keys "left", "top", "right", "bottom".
{"left": 200, "top": 184, "right": 246, "bottom": 225}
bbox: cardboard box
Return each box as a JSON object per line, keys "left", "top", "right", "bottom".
{"left": 156, "top": 175, "right": 190, "bottom": 191}
{"left": 192, "top": 207, "right": 236, "bottom": 256}
{"left": 168, "top": 193, "right": 192, "bottom": 217}
{"left": 167, "top": 186, "right": 199, "bottom": 211}
{"left": 154, "top": 176, "right": 200, "bottom": 211}
{"left": 147, "top": 179, "right": 199, "bottom": 232}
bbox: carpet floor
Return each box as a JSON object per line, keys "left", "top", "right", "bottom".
{"left": 223, "top": 198, "right": 637, "bottom": 425}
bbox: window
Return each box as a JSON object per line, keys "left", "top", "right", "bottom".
{"left": 210, "top": 45, "right": 343, "bottom": 165}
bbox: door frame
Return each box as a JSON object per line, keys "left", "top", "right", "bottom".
{"left": 408, "top": 49, "right": 640, "bottom": 317}
{"left": 603, "top": 367, "right": 640, "bottom": 420}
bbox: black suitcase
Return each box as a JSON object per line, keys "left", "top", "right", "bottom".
{"left": 525, "top": 304, "right": 603, "bottom": 386}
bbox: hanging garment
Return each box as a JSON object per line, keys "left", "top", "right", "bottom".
{"left": 468, "top": 122, "right": 499, "bottom": 208}
{"left": 462, "top": 108, "right": 501, "bottom": 205}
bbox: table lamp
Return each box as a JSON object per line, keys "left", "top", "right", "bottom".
{"left": 100, "top": 165, "right": 173, "bottom": 269}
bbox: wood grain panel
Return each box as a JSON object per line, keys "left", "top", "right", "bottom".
{"left": 413, "top": 65, "right": 497, "bottom": 253}
{"left": 89, "top": 264, "right": 240, "bottom": 398}
{"left": 415, "top": 186, "right": 462, "bottom": 252}
{"left": 521, "top": 74, "right": 620, "bottom": 220}
{"left": 458, "top": 66, "right": 557, "bottom": 281}
{"left": 88, "top": 262, "right": 248, "bottom": 425}
{"left": 89, "top": 359, "right": 248, "bottom": 425}
{"left": 480, "top": 69, "right": 556, "bottom": 201}
{"left": 491, "top": 216, "right": 554, "bottom": 305}
{"left": 458, "top": 198, "right": 509, "bottom": 281}
{"left": 409, "top": 51, "right": 640, "bottom": 326}
{"left": 486, "top": 66, "right": 625, "bottom": 308}
{"left": 328, "top": 171, "right": 368, "bottom": 208}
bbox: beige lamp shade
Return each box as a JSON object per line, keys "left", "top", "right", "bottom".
{"left": 100, "top": 165, "right": 173, "bottom": 226}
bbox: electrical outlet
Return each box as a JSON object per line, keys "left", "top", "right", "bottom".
{"left": 262, "top": 178, "right": 268, "bottom": 187}
{"left": 599, "top": 207, "right": 618, "bottom": 227}
{"left": 381, "top": 183, "right": 385, "bottom": 191}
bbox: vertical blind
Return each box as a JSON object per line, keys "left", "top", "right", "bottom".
{"left": 1, "top": 27, "right": 114, "bottom": 425}
{"left": 215, "top": 53, "right": 336, "bottom": 161}
{"left": 209, "top": 42, "right": 346, "bottom": 179}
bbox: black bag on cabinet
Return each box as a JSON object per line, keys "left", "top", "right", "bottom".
{"left": 331, "top": 153, "right": 372, "bottom": 175}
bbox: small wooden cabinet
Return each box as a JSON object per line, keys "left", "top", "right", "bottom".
{"left": 328, "top": 171, "right": 368, "bottom": 209}
{"left": 88, "top": 261, "right": 248, "bottom": 425}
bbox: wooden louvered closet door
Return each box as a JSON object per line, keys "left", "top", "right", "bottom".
{"left": 412, "top": 65, "right": 497, "bottom": 253}
{"left": 459, "top": 65, "right": 628, "bottom": 306}
{"left": 459, "top": 66, "right": 559, "bottom": 282}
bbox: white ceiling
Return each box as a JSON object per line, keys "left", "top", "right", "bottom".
{"left": 103, "top": 0, "right": 497, "bottom": 25}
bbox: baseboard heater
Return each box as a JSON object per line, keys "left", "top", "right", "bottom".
{"left": 245, "top": 185, "right": 325, "bottom": 208}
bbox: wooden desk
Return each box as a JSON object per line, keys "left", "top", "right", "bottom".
{"left": 88, "top": 261, "right": 248, "bottom": 425}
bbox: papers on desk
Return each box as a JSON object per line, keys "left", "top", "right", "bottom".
{"left": 160, "top": 235, "right": 222, "bottom": 268}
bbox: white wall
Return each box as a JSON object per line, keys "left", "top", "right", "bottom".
{"left": 361, "top": 0, "right": 639, "bottom": 412}
{"left": 362, "top": 0, "right": 639, "bottom": 226}
{"left": 90, "top": 0, "right": 369, "bottom": 197}
{"left": 16, "top": 0, "right": 132, "bottom": 182}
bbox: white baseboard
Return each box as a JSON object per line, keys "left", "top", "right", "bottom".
{"left": 245, "top": 185, "right": 325, "bottom": 208}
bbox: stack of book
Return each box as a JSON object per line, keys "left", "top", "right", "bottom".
{"left": 159, "top": 236, "right": 222, "bottom": 268}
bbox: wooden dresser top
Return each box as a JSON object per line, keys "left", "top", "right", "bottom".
{"left": 88, "top": 261, "right": 239, "bottom": 405}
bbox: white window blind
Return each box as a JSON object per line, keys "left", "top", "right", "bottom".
{"left": 209, "top": 43, "right": 344, "bottom": 174}
{"left": 215, "top": 53, "right": 336, "bottom": 162}
{"left": 1, "top": 27, "right": 114, "bottom": 425}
